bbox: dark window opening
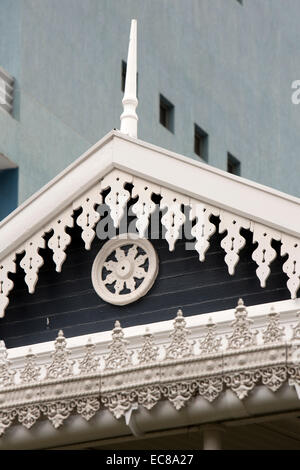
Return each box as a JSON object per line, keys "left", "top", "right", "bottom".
{"left": 159, "top": 94, "right": 174, "bottom": 132}
{"left": 227, "top": 153, "right": 241, "bottom": 176}
{"left": 0, "top": 167, "right": 18, "bottom": 221}
{"left": 194, "top": 124, "right": 208, "bottom": 161}
{"left": 236, "top": 0, "right": 243, "bottom": 4}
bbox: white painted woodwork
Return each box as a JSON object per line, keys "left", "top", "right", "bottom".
{"left": 91, "top": 235, "right": 159, "bottom": 305}
{"left": 120, "top": 20, "right": 138, "bottom": 138}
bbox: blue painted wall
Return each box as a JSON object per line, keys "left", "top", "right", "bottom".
{"left": 0, "top": 0, "right": 300, "bottom": 206}
{"left": 0, "top": 168, "right": 18, "bottom": 220}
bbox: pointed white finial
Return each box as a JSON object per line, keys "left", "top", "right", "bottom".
{"left": 120, "top": 19, "right": 138, "bottom": 138}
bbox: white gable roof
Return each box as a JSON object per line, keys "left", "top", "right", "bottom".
{"left": 0, "top": 130, "right": 300, "bottom": 316}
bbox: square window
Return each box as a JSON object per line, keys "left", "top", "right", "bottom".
{"left": 227, "top": 153, "right": 241, "bottom": 176}
{"left": 194, "top": 124, "right": 208, "bottom": 161}
{"left": 159, "top": 94, "right": 174, "bottom": 132}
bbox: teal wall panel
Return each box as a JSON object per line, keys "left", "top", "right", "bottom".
{"left": 0, "top": 0, "right": 299, "bottom": 208}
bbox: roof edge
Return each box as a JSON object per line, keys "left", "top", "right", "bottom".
{"left": 112, "top": 132, "right": 300, "bottom": 238}
{"left": 112, "top": 131, "right": 300, "bottom": 208}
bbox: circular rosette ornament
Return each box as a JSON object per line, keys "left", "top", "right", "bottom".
{"left": 91, "top": 235, "right": 159, "bottom": 305}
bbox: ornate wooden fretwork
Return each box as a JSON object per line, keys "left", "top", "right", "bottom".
{"left": 0, "top": 169, "right": 299, "bottom": 317}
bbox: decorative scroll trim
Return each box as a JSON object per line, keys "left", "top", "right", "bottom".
{"left": 0, "top": 253, "right": 16, "bottom": 318}
{"left": 226, "top": 299, "right": 258, "bottom": 350}
{"left": 0, "top": 168, "right": 299, "bottom": 317}
{"left": 19, "top": 348, "right": 41, "bottom": 384}
{"left": 281, "top": 233, "right": 300, "bottom": 300}
{"left": 160, "top": 189, "right": 189, "bottom": 251}
{"left": 138, "top": 327, "right": 159, "bottom": 364}
{"left": 19, "top": 232, "right": 45, "bottom": 294}
{"left": 102, "top": 170, "right": 132, "bottom": 228}
{"left": 0, "top": 301, "right": 300, "bottom": 435}
{"left": 78, "top": 338, "right": 100, "bottom": 374}
{"left": 73, "top": 185, "right": 102, "bottom": 250}
{"left": 104, "top": 321, "right": 132, "bottom": 370}
{"left": 190, "top": 201, "right": 219, "bottom": 262}
{"left": 262, "top": 306, "right": 285, "bottom": 344}
{"left": 252, "top": 223, "right": 281, "bottom": 288}
{"left": 131, "top": 177, "right": 160, "bottom": 238}
{"left": 198, "top": 317, "right": 222, "bottom": 354}
{"left": 47, "top": 207, "right": 74, "bottom": 272}
{"left": 219, "top": 211, "right": 250, "bottom": 275}
{"left": 46, "top": 330, "right": 74, "bottom": 379}
{"left": 165, "top": 309, "right": 194, "bottom": 359}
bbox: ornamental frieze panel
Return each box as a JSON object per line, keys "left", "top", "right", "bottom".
{"left": 223, "top": 344, "right": 287, "bottom": 374}
{"left": 0, "top": 301, "right": 299, "bottom": 435}
{"left": 101, "top": 365, "right": 161, "bottom": 393}
{"left": 160, "top": 355, "right": 223, "bottom": 383}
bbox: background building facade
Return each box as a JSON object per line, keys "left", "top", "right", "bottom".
{"left": 1, "top": 0, "right": 300, "bottom": 218}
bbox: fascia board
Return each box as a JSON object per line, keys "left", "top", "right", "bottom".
{"left": 112, "top": 132, "right": 300, "bottom": 238}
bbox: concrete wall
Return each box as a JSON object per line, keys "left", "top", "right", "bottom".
{"left": 0, "top": 0, "right": 300, "bottom": 213}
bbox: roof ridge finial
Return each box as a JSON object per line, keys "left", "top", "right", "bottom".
{"left": 120, "top": 19, "right": 138, "bottom": 138}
